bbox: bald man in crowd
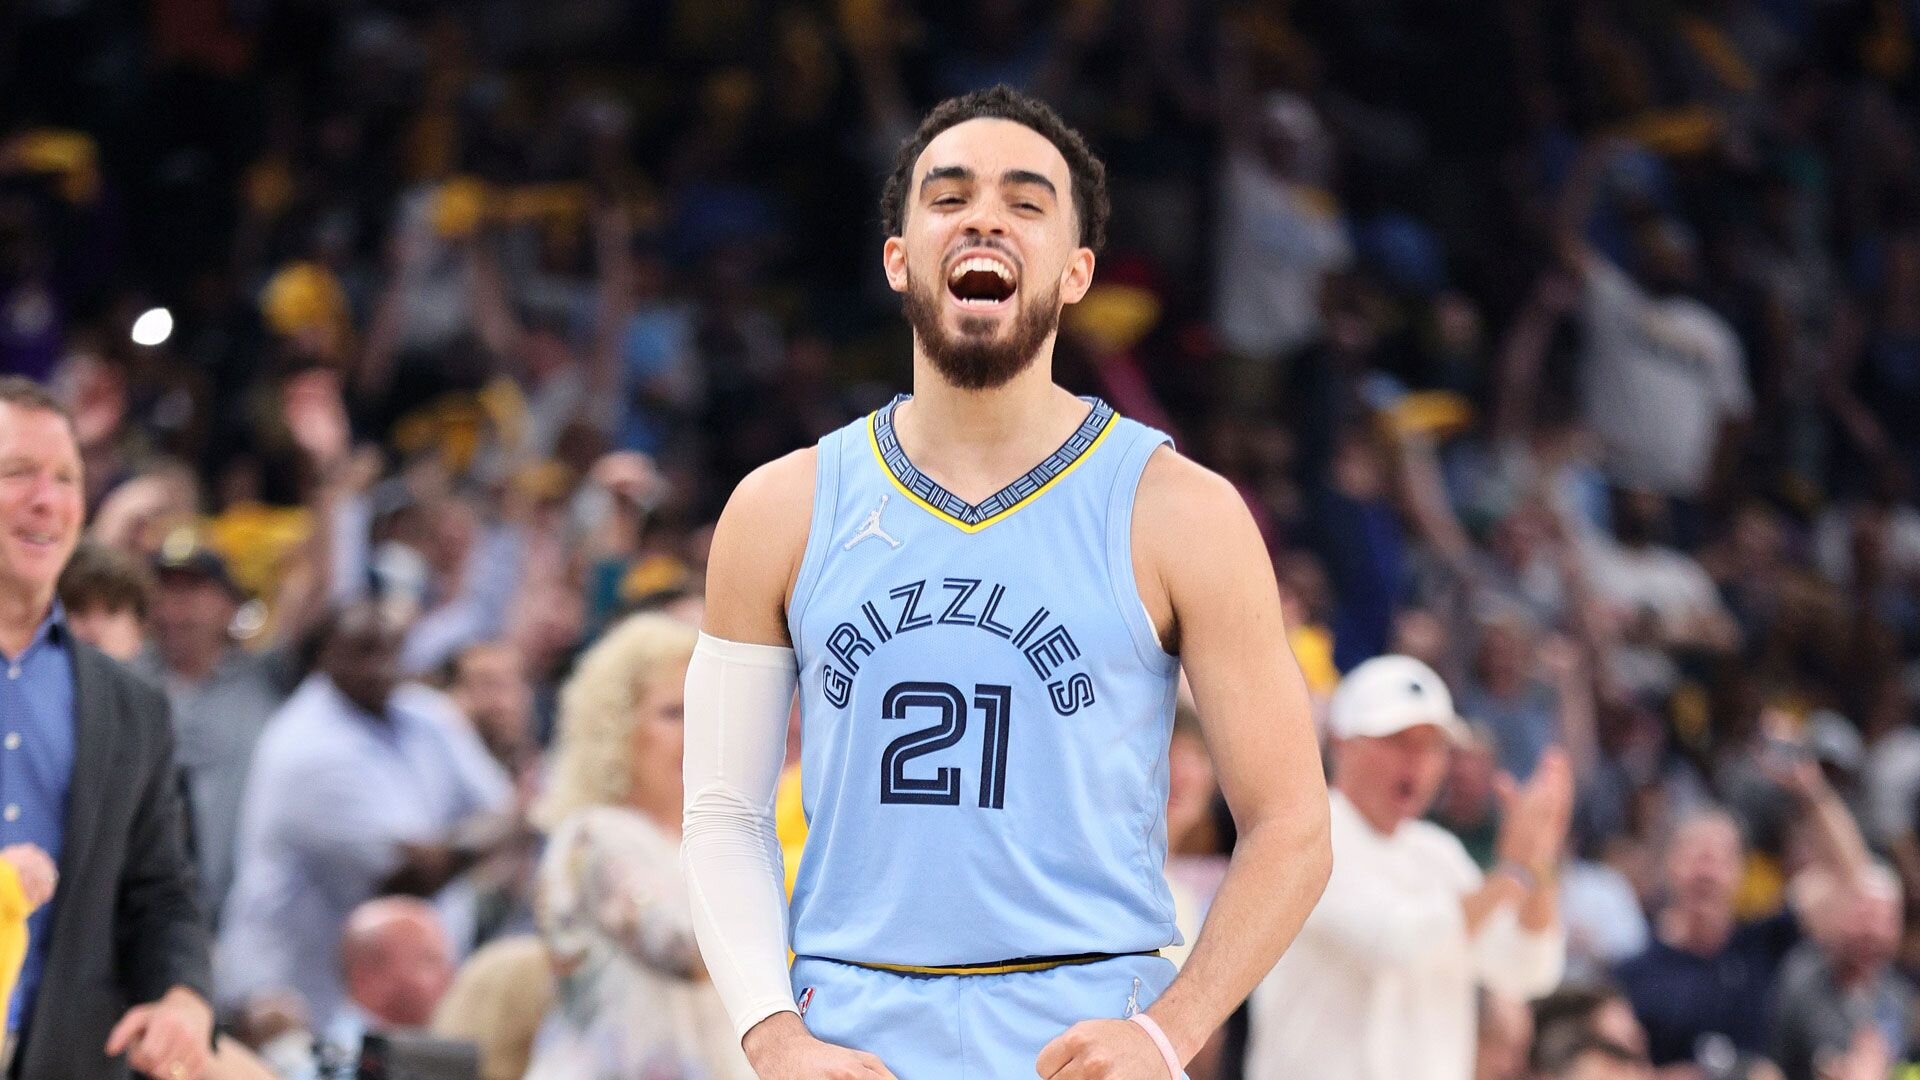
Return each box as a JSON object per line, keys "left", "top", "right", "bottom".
{"left": 280, "top": 896, "right": 460, "bottom": 1078}
{"left": 1771, "top": 865, "right": 1908, "bottom": 1080}
{"left": 341, "top": 897, "right": 457, "bottom": 1033}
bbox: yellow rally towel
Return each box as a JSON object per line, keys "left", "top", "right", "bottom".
{"left": 775, "top": 765, "right": 807, "bottom": 967}
{"left": 0, "top": 862, "right": 31, "bottom": 1021}
{"left": 1289, "top": 624, "right": 1339, "bottom": 697}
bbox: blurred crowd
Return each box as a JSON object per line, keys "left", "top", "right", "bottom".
{"left": 6, "top": 0, "right": 1920, "bottom": 1077}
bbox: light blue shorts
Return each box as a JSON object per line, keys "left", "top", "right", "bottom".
{"left": 790, "top": 952, "right": 1183, "bottom": 1079}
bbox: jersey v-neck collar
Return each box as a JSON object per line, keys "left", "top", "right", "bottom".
{"left": 865, "top": 393, "right": 1117, "bottom": 533}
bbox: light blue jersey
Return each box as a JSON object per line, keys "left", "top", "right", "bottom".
{"left": 787, "top": 394, "right": 1181, "bottom": 969}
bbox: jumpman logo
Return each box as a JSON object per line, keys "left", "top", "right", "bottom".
{"left": 845, "top": 494, "right": 902, "bottom": 551}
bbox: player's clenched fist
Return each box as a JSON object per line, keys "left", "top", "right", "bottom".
{"left": 1036, "top": 1019, "right": 1175, "bottom": 1079}
{"left": 742, "top": 1013, "right": 898, "bottom": 1080}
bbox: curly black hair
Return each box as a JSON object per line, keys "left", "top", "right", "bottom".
{"left": 879, "top": 85, "right": 1110, "bottom": 253}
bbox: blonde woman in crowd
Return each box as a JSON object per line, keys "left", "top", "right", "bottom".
{"left": 523, "top": 612, "right": 754, "bottom": 1079}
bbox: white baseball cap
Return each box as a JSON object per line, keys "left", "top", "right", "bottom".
{"left": 1328, "top": 655, "right": 1469, "bottom": 742}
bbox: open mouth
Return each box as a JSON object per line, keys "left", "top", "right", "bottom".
{"left": 947, "top": 254, "right": 1018, "bottom": 309}
{"left": 12, "top": 529, "right": 59, "bottom": 551}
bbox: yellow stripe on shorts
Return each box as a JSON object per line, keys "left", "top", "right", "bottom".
{"left": 846, "top": 950, "right": 1161, "bottom": 977}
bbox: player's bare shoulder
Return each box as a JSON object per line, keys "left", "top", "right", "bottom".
{"left": 705, "top": 446, "right": 818, "bottom": 644}
{"left": 1133, "top": 444, "right": 1262, "bottom": 562}
{"left": 1130, "top": 445, "right": 1272, "bottom": 653}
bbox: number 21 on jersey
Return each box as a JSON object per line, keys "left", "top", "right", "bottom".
{"left": 878, "top": 681, "right": 1012, "bottom": 809}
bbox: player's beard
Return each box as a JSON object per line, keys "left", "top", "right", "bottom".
{"left": 902, "top": 270, "right": 1061, "bottom": 391}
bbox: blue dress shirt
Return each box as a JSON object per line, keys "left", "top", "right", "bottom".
{"left": 0, "top": 603, "right": 75, "bottom": 1033}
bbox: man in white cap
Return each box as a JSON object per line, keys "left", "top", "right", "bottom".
{"left": 1244, "top": 655, "right": 1572, "bottom": 1080}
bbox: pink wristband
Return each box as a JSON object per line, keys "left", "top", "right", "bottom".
{"left": 1128, "top": 1013, "right": 1183, "bottom": 1078}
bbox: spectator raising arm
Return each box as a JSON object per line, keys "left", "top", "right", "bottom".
{"left": 270, "top": 368, "right": 378, "bottom": 654}
{"left": 1389, "top": 428, "right": 1479, "bottom": 585}
{"left": 587, "top": 199, "right": 635, "bottom": 417}
{"left": 1554, "top": 137, "right": 1626, "bottom": 278}
{"left": 1311, "top": 749, "right": 1568, "bottom": 989}
{"left": 1768, "top": 750, "right": 1874, "bottom": 890}
{"left": 469, "top": 230, "right": 522, "bottom": 373}
{"left": 355, "top": 224, "right": 431, "bottom": 408}
{"left": 1491, "top": 271, "right": 1579, "bottom": 445}
{"left": 1819, "top": 299, "right": 1893, "bottom": 467}
{"left": 1472, "top": 752, "right": 1572, "bottom": 999}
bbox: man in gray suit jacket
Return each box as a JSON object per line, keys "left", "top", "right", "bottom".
{"left": 0, "top": 377, "right": 212, "bottom": 1080}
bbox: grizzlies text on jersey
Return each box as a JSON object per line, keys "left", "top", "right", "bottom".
{"left": 786, "top": 394, "right": 1182, "bottom": 967}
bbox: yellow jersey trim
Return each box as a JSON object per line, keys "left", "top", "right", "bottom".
{"left": 864, "top": 403, "right": 1118, "bottom": 535}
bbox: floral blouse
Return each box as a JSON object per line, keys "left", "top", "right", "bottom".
{"left": 524, "top": 806, "right": 755, "bottom": 1080}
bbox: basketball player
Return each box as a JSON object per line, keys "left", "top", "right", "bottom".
{"left": 682, "top": 86, "right": 1332, "bottom": 1080}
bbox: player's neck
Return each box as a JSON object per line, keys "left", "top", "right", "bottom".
{"left": 906, "top": 348, "right": 1063, "bottom": 435}
{"left": 897, "top": 359, "right": 1089, "bottom": 502}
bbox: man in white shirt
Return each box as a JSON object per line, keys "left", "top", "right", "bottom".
{"left": 1212, "top": 92, "right": 1351, "bottom": 404}
{"left": 1575, "top": 243, "right": 1750, "bottom": 500}
{"left": 217, "top": 603, "right": 516, "bottom": 1029}
{"left": 1246, "top": 655, "right": 1570, "bottom": 1080}
{"left": 1557, "top": 141, "right": 1751, "bottom": 502}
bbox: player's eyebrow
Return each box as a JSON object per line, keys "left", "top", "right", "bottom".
{"left": 1000, "top": 170, "right": 1057, "bottom": 197}
{"left": 920, "top": 166, "right": 974, "bottom": 194}
{"left": 919, "top": 166, "right": 1058, "bottom": 199}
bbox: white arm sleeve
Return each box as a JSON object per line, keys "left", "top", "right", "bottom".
{"left": 681, "top": 632, "right": 802, "bottom": 1041}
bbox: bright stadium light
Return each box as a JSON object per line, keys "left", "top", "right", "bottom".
{"left": 130, "top": 307, "right": 173, "bottom": 347}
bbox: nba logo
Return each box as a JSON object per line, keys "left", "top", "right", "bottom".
{"left": 797, "top": 986, "right": 816, "bottom": 1016}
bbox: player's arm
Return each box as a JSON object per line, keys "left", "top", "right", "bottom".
{"left": 1136, "top": 450, "right": 1333, "bottom": 1064}
{"left": 682, "top": 450, "right": 897, "bottom": 1080}
{"left": 701, "top": 448, "right": 813, "bottom": 648}
{"left": 1040, "top": 450, "right": 1332, "bottom": 1079}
